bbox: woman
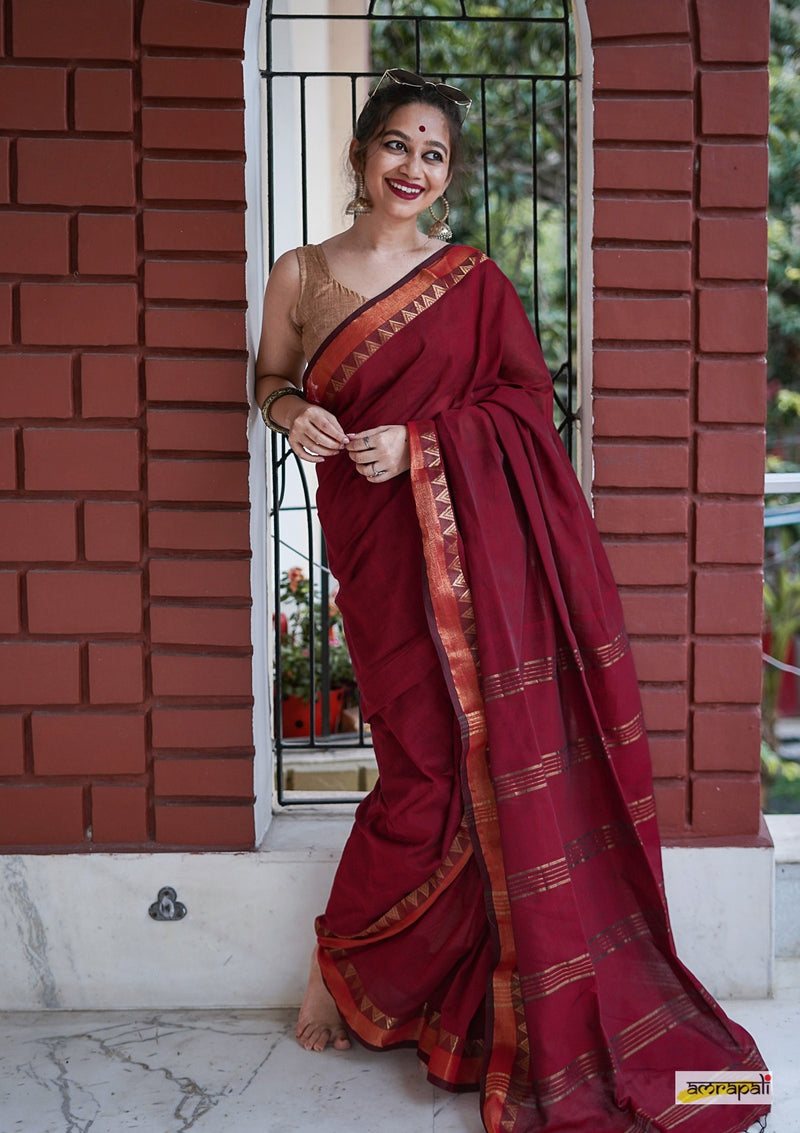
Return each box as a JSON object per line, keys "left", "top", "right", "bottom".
{"left": 255, "top": 70, "right": 769, "bottom": 1133}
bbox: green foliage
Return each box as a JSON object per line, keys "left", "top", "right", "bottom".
{"left": 767, "top": 0, "right": 800, "bottom": 456}
{"left": 370, "top": 0, "right": 576, "bottom": 373}
{"left": 761, "top": 739, "right": 800, "bottom": 784}
{"left": 761, "top": 740, "right": 800, "bottom": 813}
{"left": 763, "top": 541, "right": 800, "bottom": 750}
{"left": 278, "top": 568, "right": 356, "bottom": 704}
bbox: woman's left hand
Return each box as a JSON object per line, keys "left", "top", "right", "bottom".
{"left": 346, "top": 425, "right": 410, "bottom": 483}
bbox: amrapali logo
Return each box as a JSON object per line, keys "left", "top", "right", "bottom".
{"left": 675, "top": 1071, "right": 772, "bottom": 1105}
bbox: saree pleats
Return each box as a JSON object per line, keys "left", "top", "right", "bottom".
{"left": 306, "top": 245, "right": 769, "bottom": 1133}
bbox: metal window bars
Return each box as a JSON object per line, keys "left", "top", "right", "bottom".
{"left": 263, "top": 0, "right": 578, "bottom": 803}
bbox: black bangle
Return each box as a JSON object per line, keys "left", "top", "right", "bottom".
{"left": 260, "top": 386, "right": 306, "bottom": 436}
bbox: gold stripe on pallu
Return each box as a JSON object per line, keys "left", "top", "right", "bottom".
{"left": 607, "top": 712, "right": 646, "bottom": 748}
{"left": 507, "top": 803, "right": 659, "bottom": 906}
{"left": 481, "top": 655, "right": 558, "bottom": 701}
{"left": 591, "top": 629, "right": 631, "bottom": 670}
{"left": 491, "top": 732, "right": 608, "bottom": 802}
{"left": 491, "top": 722, "right": 647, "bottom": 805}
{"left": 481, "top": 630, "right": 631, "bottom": 703}
{"left": 564, "top": 803, "right": 655, "bottom": 870}
{"left": 612, "top": 994, "right": 701, "bottom": 1062}
{"left": 492, "top": 762, "right": 548, "bottom": 801}
{"left": 520, "top": 952, "right": 594, "bottom": 1001}
{"left": 588, "top": 908, "right": 668, "bottom": 961}
{"left": 506, "top": 856, "right": 571, "bottom": 901}
{"left": 307, "top": 247, "right": 485, "bottom": 407}
{"left": 628, "top": 794, "right": 657, "bottom": 825}
{"left": 533, "top": 1048, "right": 613, "bottom": 1108}
{"left": 564, "top": 821, "right": 637, "bottom": 869}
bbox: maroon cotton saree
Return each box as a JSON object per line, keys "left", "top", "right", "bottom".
{"left": 305, "top": 244, "right": 769, "bottom": 1133}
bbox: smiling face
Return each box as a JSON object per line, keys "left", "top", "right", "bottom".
{"left": 355, "top": 102, "right": 452, "bottom": 222}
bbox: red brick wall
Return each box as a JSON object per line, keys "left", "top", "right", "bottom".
{"left": 0, "top": 0, "right": 255, "bottom": 850}
{"left": 0, "top": 0, "right": 770, "bottom": 851}
{"left": 588, "top": 0, "right": 769, "bottom": 841}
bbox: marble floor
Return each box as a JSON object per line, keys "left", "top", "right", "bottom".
{"left": 1, "top": 967, "right": 797, "bottom": 1133}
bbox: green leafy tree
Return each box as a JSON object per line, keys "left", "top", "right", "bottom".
{"left": 370, "top": 0, "right": 576, "bottom": 385}
{"left": 767, "top": 1, "right": 800, "bottom": 457}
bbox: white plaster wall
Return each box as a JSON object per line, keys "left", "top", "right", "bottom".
{"left": 244, "top": 1, "right": 271, "bottom": 844}
{"left": 0, "top": 818, "right": 348, "bottom": 1011}
{"left": 572, "top": 0, "right": 595, "bottom": 498}
{"left": 663, "top": 843, "right": 774, "bottom": 999}
{"left": 0, "top": 825, "right": 774, "bottom": 1010}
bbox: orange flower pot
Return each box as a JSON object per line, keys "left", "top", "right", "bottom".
{"left": 281, "top": 690, "right": 345, "bottom": 738}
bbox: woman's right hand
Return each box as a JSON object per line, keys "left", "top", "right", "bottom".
{"left": 284, "top": 400, "right": 349, "bottom": 465}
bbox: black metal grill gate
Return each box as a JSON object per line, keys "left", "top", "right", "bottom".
{"left": 262, "top": 0, "right": 578, "bottom": 804}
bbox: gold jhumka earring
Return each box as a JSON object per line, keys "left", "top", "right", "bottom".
{"left": 345, "top": 174, "right": 371, "bottom": 215}
{"left": 427, "top": 196, "right": 452, "bottom": 241}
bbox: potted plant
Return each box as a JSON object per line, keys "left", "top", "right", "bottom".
{"left": 277, "top": 567, "right": 357, "bottom": 737}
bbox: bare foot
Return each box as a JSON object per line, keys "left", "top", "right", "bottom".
{"left": 295, "top": 947, "right": 351, "bottom": 1052}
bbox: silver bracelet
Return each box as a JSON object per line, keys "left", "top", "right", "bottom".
{"left": 260, "top": 386, "right": 306, "bottom": 436}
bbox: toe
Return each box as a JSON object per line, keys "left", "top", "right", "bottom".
{"left": 311, "top": 1026, "right": 333, "bottom": 1052}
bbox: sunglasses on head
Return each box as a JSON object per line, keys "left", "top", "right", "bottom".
{"left": 370, "top": 68, "right": 472, "bottom": 123}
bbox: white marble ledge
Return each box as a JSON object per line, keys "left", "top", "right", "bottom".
{"left": 765, "top": 814, "right": 800, "bottom": 865}
{"left": 258, "top": 809, "right": 355, "bottom": 861}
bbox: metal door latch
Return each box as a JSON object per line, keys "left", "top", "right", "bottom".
{"left": 148, "top": 886, "right": 187, "bottom": 921}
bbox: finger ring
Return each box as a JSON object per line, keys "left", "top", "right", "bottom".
{"left": 371, "top": 466, "right": 384, "bottom": 478}
{"left": 364, "top": 436, "right": 372, "bottom": 450}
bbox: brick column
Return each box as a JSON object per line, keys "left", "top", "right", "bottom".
{"left": 588, "top": 0, "right": 769, "bottom": 842}
{"left": 0, "top": 0, "right": 255, "bottom": 852}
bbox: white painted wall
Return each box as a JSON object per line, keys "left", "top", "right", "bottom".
{"left": 572, "top": 0, "right": 595, "bottom": 499}
{"left": 0, "top": 825, "right": 774, "bottom": 1010}
{"left": 245, "top": 0, "right": 271, "bottom": 843}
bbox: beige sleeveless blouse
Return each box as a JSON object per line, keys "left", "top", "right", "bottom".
{"left": 293, "top": 244, "right": 368, "bottom": 362}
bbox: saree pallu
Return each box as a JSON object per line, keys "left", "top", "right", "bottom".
{"left": 306, "top": 245, "right": 769, "bottom": 1133}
